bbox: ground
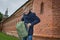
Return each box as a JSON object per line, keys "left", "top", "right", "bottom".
{"left": 0, "top": 32, "right": 19, "bottom": 40}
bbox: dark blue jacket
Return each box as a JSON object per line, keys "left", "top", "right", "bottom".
{"left": 21, "top": 11, "right": 40, "bottom": 35}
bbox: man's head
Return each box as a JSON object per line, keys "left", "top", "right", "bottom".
{"left": 24, "top": 8, "right": 30, "bottom": 15}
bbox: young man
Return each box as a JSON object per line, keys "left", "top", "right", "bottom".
{"left": 21, "top": 8, "right": 40, "bottom": 40}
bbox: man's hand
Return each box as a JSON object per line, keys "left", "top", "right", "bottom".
{"left": 27, "top": 23, "right": 31, "bottom": 29}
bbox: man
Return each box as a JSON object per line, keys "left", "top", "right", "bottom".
{"left": 21, "top": 8, "right": 40, "bottom": 40}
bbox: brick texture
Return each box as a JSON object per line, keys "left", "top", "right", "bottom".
{"left": 33, "top": 0, "right": 60, "bottom": 40}
{"left": 52, "top": 0, "right": 60, "bottom": 37}
{"left": 33, "top": 0, "right": 53, "bottom": 37}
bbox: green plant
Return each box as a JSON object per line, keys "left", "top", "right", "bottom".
{"left": 0, "top": 12, "right": 3, "bottom": 22}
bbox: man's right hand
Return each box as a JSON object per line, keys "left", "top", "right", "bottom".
{"left": 27, "top": 23, "right": 31, "bottom": 29}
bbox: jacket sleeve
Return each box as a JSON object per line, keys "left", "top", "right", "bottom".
{"left": 31, "top": 13, "right": 40, "bottom": 26}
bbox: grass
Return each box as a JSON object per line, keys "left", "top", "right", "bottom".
{"left": 0, "top": 32, "right": 19, "bottom": 40}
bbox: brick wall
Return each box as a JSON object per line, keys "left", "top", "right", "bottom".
{"left": 33, "top": 0, "right": 53, "bottom": 37}
{"left": 0, "top": 23, "right": 3, "bottom": 31}
{"left": 0, "top": 23, "right": 1, "bottom": 31}
{"left": 32, "top": 0, "right": 60, "bottom": 40}
{"left": 52, "top": 0, "right": 60, "bottom": 37}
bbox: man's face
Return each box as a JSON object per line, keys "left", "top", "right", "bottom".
{"left": 24, "top": 8, "right": 29, "bottom": 15}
